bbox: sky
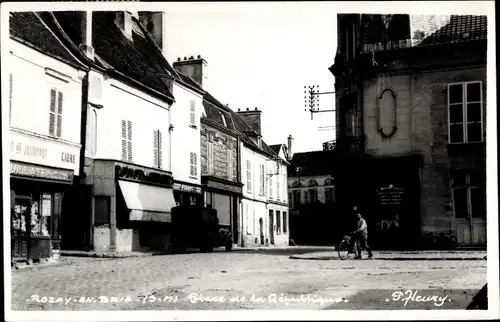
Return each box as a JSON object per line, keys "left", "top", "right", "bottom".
{"left": 164, "top": 4, "right": 337, "bottom": 154}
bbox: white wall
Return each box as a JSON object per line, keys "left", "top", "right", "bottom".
{"left": 9, "top": 40, "right": 84, "bottom": 175}
{"left": 92, "top": 77, "right": 172, "bottom": 171}
{"left": 9, "top": 40, "right": 84, "bottom": 146}
{"left": 170, "top": 82, "right": 203, "bottom": 185}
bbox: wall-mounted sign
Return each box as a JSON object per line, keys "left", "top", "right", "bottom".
{"left": 205, "top": 179, "right": 242, "bottom": 195}
{"left": 115, "top": 165, "right": 173, "bottom": 187}
{"left": 173, "top": 183, "right": 202, "bottom": 194}
{"left": 10, "top": 161, "right": 74, "bottom": 182}
{"left": 10, "top": 129, "right": 80, "bottom": 175}
{"left": 377, "top": 184, "right": 405, "bottom": 206}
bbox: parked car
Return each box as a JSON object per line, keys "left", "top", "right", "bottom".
{"left": 171, "top": 205, "right": 233, "bottom": 253}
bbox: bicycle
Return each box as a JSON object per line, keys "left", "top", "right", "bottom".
{"left": 337, "top": 231, "right": 358, "bottom": 260}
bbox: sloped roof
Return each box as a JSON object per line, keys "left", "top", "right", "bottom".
{"left": 9, "top": 12, "right": 86, "bottom": 69}
{"left": 420, "top": 15, "right": 487, "bottom": 46}
{"left": 269, "top": 144, "right": 283, "bottom": 154}
{"left": 52, "top": 11, "right": 174, "bottom": 102}
{"left": 288, "top": 150, "right": 337, "bottom": 177}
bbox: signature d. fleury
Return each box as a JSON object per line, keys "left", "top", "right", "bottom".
{"left": 387, "top": 290, "right": 450, "bottom": 307}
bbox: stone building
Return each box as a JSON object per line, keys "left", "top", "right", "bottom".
{"left": 329, "top": 14, "right": 487, "bottom": 249}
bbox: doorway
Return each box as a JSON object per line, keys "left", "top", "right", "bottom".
{"left": 259, "top": 218, "right": 264, "bottom": 245}
{"left": 452, "top": 172, "right": 486, "bottom": 245}
{"left": 11, "top": 195, "right": 31, "bottom": 260}
{"left": 269, "top": 210, "right": 275, "bottom": 245}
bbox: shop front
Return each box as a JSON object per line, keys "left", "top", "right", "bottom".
{"left": 173, "top": 181, "right": 203, "bottom": 207}
{"left": 201, "top": 176, "right": 243, "bottom": 245}
{"left": 9, "top": 129, "right": 80, "bottom": 262}
{"left": 91, "top": 161, "right": 176, "bottom": 252}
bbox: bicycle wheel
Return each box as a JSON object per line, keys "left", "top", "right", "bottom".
{"left": 338, "top": 240, "right": 350, "bottom": 260}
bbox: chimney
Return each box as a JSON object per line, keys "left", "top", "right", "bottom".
{"left": 115, "top": 11, "right": 133, "bottom": 41}
{"left": 138, "top": 11, "right": 167, "bottom": 57}
{"left": 172, "top": 55, "right": 208, "bottom": 87}
{"left": 236, "top": 107, "right": 262, "bottom": 136}
{"left": 79, "top": 11, "right": 94, "bottom": 60}
{"left": 287, "top": 134, "right": 294, "bottom": 160}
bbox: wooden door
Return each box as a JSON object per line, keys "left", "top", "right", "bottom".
{"left": 269, "top": 210, "right": 275, "bottom": 245}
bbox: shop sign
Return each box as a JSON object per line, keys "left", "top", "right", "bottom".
{"left": 10, "top": 161, "right": 74, "bottom": 182}
{"left": 10, "top": 129, "right": 80, "bottom": 175}
{"left": 173, "top": 183, "right": 202, "bottom": 194}
{"left": 115, "top": 165, "right": 173, "bottom": 187}
{"left": 206, "top": 180, "right": 242, "bottom": 194}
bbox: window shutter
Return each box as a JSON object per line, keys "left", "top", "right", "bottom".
{"left": 190, "top": 152, "right": 194, "bottom": 176}
{"left": 121, "top": 120, "right": 127, "bottom": 160}
{"left": 227, "top": 149, "right": 232, "bottom": 179}
{"left": 194, "top": 153, "right": 197, "bottom": 176}
{"left": 208, "top": 143, "right": 214, "bottom": 175}
{"left": 49, "top": 89, "right": 56, "bottom": 135}
{"left": 9, "top": 73, "right": 13, "bottom": 124}
{"left": 127, "top": 120, "right": 133, "bottom": 161}
{"left": 56, "top": 91, "right": 63, "bottom": 137}
{"left": 158, "top": 130, "right": 162, "bottom": 168}
{"left": 153, "top": 130, "right": 159, "bottom": 167}
{"left": 190, "top": 100, "right": 196, "bottom": 125}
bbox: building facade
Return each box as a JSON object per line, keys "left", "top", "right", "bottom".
{"left": 287, "top": 149, "right": 337, "bottom": 245}
{"left": 330, "top": 14, "right": 487, "bottom": 249}
{"left": 48, "top": 11, "right": 178, "bottom": 252}
{"left": 8, "top": 12, "right": 87, "bottom": 261}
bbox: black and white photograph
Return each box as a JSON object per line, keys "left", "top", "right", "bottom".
{"left": 2, "top": 1, "right": 498, "bottom": 321}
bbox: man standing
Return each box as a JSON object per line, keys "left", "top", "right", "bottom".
{"left": 354, "top": 209, "right": 373, "bottom": 259}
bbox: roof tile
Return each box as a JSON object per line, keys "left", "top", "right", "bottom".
{"left": 420, "top": 15, "right": 487, "bottom": 46}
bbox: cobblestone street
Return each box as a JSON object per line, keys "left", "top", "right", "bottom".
{"left": 10, "top": 250, "right": 487, "bottom": 310}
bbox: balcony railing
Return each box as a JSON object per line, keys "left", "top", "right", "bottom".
{"left": 323, "top": 135, "right": 365, "bottom": 153}
{"left": 362, "top": 39, "right": 422, "bottom": 54}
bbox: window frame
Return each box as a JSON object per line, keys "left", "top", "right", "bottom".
{"left": 451, "top": 170, "right": 486, "bottom": 220}
{"left": 447, "top": 81, "right": 484, "bottom": 144}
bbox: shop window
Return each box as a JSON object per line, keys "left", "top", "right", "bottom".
{"left": 309, "top": 189, "right": 318, "bottom": 203}
{"left": 49, "top": 88, "right": 63, "bottom": 137}
{"left": 153, "top": 129, "right": 163, "bottom": 168}
{"left": 448, "top": 81, "right": 483, "bottom": 143}
{"left": 94, "top": 196, "right": 110, "bottom": 226}
{"left": 121, "top": 120, "right": 133, "bottom": 162}
{"left": 325, "top": 188, "right": 334, "bottom": 203}
{"left": 292, "top": 190, "right": 301, "bottom": 206}
{"left": 304, "top": 190, "right": 309, "bottom": 204}
{"left": 283, "top": 212, "right": 288, "bottom": 233}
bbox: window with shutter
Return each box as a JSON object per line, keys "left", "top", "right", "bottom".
{"left": 9, "top": 73, "right": 13, "bottom": 125}
{"left": 57, "top": 92, "right": 63, "bottom": 137}
{"left": 189, "top": 152, "right": 197, "bottom": 177}
{"left": 246, "top": 160, "right": 252, "bottom": 192}
{"left": 207, "top": 142, "right": 214, "bottom": 175}
{"left": 227, "top": 149, "right": 233, "bottom": 179}
{"left": 49, "top": 89, "right": 57, "bottom": 135}
{"left": 153, "top": 130, "right": 159, "bottom": 167}
{"left": 127, "top": 120, "right": 133, "bottom": 161}
{"left": 277, "top": 173, "right": 280, "bottom": 200}
{"left": 158, "top": 130, "right": 162, "bottom": 168}
{"left": 269, "top": 175, "right": 273, "bottom": 198}
{"left": 121, "top": 120, "right": 127, "bottom": 161}
{"left": 190, "top": 100, "right": 196, "bottom": 126}
{"left": 86, "top": 108, "right": 98, "bottom": 156}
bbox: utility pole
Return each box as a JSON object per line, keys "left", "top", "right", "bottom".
{"left": 303, "top": 85, "right": 336, "bottom": 121}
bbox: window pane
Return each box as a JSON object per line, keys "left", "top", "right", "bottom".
{"left": 467, "top": 123, "right": 482, "bottom": 142}
{"left": 469, "top": 170, "right": 485, "bottom": 186}
{"left": 453, "top": 188, "right": 468, "bottom": 218}
{"left": 466, "top": 103, "right": 482, "bottom": 122}
{"left": 449, "top": 104, "right": 463, "bottom": 123}
{"left": 449, "top": 84, "right": 463, "bottom": 104}
{"left": 470, "top": 188, "right": 486, "bottom": 218}
{"left": 466, "top": 82, "right": 481, "bottom": 102}
{"left": 449, "top": 124, "right": 464, "bottom": 143}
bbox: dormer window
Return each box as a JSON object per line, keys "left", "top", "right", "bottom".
{"left": 220, "top": 112, "right": 227, "bottom": 127}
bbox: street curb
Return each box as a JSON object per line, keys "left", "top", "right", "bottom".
{"left": 289, "top": 255, "right": 487, "bottom": 261}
